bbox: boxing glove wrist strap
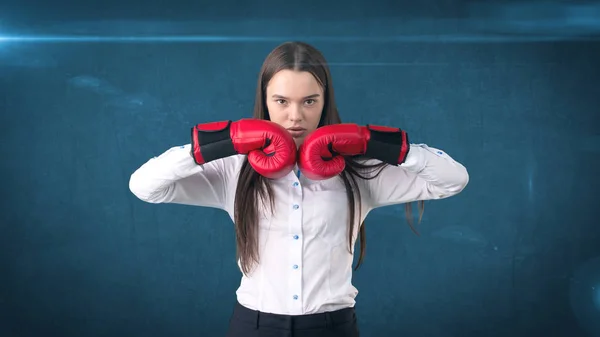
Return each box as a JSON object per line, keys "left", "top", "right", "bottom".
{"left": 191, "top": 120, "right": 237, "bottom": 165}
{"left": 364, "top": 125, "right": 410, "bottom": 165}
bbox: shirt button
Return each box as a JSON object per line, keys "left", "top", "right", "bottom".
{"left": 293, "top": 204, "right": 299, "bottom": 210}
{"left": 293, "top": 235, "right": 299, "bottom": 240}
{"left": 293, "top": 182, "right": 299, "bottom": 187}
{"left": 293, "top": 295, "right": 298, "bottom": 300}
{"left": 293, "top": 264, "right": 298, "bottom": 269}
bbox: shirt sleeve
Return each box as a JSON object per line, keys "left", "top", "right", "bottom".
{"left": 128, "top": 143, "right": 241, "bottom": 210}
{"left": 361, "top": 143, "right": 469, "bottom": 209}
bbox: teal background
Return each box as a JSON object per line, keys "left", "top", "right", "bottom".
{"left": 1, "top": 1, "right": 600, "bottom": 336}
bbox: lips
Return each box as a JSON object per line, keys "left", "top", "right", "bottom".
{"left": 287, "top": 127, "right": 306, "bottom": 137}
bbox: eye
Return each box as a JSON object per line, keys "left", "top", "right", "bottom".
{"left": 276, "top": 99, "right": 287, "bottom": 105}
{"left": 305, "top": 99, "right": 316, "bottom": 105}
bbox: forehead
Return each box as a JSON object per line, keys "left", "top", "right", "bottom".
{"left": 266, "top": 70, "right": 323, "bottom": 97}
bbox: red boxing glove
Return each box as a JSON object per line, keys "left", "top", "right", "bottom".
{"left": 191, "top": 119, "right": 297, "bottom": 179}
{"left": 298, "top": 123, "right": 410, "bottom": 180}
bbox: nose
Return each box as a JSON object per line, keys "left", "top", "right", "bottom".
{"left": 288, "top": 103, "right": 303, "bottom": 122}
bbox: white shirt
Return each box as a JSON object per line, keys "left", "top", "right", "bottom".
{"left": 128, "top": 143, "right": 469, "bottom": 315}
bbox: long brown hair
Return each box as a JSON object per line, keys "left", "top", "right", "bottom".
{"left": 233, "top": 41, "right": 425, "bottom": 276}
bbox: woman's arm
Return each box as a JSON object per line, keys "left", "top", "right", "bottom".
{"left": 129, "top": 143, "right": 242, "bottom": 210}
{"left": 362, "top": 143, "right": 469, "bottom": 208}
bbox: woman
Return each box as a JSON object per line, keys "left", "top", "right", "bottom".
{"left": 129, "top": 41, "right": 469, "bottom": 337}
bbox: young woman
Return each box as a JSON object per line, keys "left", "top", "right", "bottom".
{"left": 129, "top": 41, "right": 469, "bottom": 337}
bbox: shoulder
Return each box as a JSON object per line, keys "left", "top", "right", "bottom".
{"left": 346, "top": 156, "right": 389, "bottom": 178}
{"left": 351, "top": 156, "right": 383, "bottom": 166}
{"left": 222, "top": 154, "right": 247, "bottom": 167}
{"left": 184, "top": 153, "right": 247, "bottom": 184}
{"left": 213, "top": 154, "right": 247, "bottom": 179}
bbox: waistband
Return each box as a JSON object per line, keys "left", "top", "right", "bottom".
{"left": 232, "top": 302, "right": 356, "bottom": 330}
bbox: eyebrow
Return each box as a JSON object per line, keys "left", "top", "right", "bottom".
{"left": 272, "top": 94, "right": 320, "bottom": 99}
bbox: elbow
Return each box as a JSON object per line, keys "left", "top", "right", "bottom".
{"left": 450, "top": 166, "right": 470, "bottom": 195}
{"left": 434, "top": 166, "right": 469, "bottom": 199}
{"left": 128, "top": 171, "right": 147, "bottom": 201}
{"left": 128, "top": 171, "right": 161, "bottom": 204}
{"left": 459, "top": 167, "right": 470, "bottom": 192}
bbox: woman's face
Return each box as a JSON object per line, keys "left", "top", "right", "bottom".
{"left": 265, "top": 69, "right": 324, "bottom": 147}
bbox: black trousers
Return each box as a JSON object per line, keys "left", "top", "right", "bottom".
{"left": 225, "top": 301, "right": 360, "bottom": 337}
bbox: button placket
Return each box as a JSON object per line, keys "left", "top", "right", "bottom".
{"left": 288, "top": 178, "right": 303, "bottom": 310}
